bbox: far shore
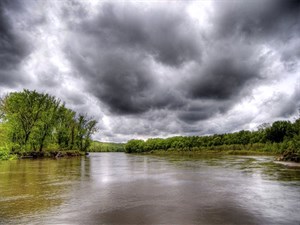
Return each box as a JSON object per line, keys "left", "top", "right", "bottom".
{"left": 274, "top": 161, "right": 300, "bottom": 167}
{"left": 143, "top": 149, "right": 279, "bottom": 156}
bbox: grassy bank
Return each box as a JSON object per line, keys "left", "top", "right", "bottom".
{"left": 125, "top": 119, "right": 300, "bottom": 162}
{"left": 0, "top": 148, "right": 18, "bottom": 160}
{"left": 89, "top": 141, "right": 125, "bottom": 152}
{"left": 0, "top": 149, "right": 85, "bottom": 160}
{"left": 0, "top": 139, "right": 124, "bottom": 160}
{"left": 0, "top": 139, "right": 125, "bottom": 160}
{"left": 19, "top": 149, "right": 85, "bottom": 158}
{"left": 143, "top": 149, "right": 279, "bottom": 157}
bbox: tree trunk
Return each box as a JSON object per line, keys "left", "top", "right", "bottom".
{"left": 70, "top": 126, "right": 75, "bottom": 149}
{"left": 39, "top": 131, "right": 47, "bottom": 152}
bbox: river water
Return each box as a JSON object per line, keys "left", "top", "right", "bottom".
{"left": 0, "top": 152, "right": 299, "bottom": 225}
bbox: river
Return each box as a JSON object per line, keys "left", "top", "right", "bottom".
{"left": 0, "top": 152, "right": 299, "bottom": 225}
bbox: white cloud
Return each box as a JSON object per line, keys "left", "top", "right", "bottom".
{"left": 1, "top": 0, "right": 299, "bottom": 142}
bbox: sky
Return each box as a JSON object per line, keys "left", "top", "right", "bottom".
{"left": 0, "top": 0, "right": 299, "bottom": 142}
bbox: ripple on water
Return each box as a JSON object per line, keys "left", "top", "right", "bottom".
{"left": 0, "top": 153, "right": 300, "bottom": 225}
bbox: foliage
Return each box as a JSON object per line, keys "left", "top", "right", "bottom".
{"left": 0, "top": 89, "right": 98, "bottom": 157}
{"left": 0, "top": 123, "right": 12, "bottom": 160}
{"left": 265, "top": 121, "right": 293, "bottom": 143}
{"left": 125, "top": 119, "right": 300, "bottom": 162}
{"left": 89, "top": 141, "right": 125, "bottom": 152}
{"left": 125, "top": 139, "right": 145, "bottom": 153}
{"left": 76, "top": 114, "right": 98, "bottom": 152}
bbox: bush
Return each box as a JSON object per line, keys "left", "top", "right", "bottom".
{"left": 0, "top": 146, "right": 17, "bottom": 160}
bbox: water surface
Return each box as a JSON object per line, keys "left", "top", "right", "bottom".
{"left": 0, "top": 153, "right": 299, "bottom": 224}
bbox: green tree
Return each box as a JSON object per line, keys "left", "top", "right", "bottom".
{"left": 76, "top": 114, "right": 97, "bottom": 152}
{"left": 30, "top": 95, "right": 60, "bottom": 152}
{"left": 0, "top": 89, "right": 98, "bottom": 156}
{"left": 125, "top": 139, "right": 144, "bottom": 153}
{"left": 56, "top": 105, "right": 77, "bottom": 149}
{"left": 0, "top": 90, "right": 51, "bottom": 151}
{"left": 266, "top": 121, "right": 294, "bottom": 143}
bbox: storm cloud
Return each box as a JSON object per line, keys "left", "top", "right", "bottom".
{"left": 65, "top": 1, "right": 200, "bottom": 115}
{"left": 0, "top": 0, "right": 30, "bottom": 87}
{"left": 0, "top": 0, "right": 299, "bottom": 142}
{"left": 214, "top": 0, "right": 300, "bottom": 39}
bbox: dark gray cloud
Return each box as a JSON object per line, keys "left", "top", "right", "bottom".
{"left": 177, "top": 100, "right": 230, "bottom": 124}
{"left": 186, "top": 56, "right": 261, "bottom": 100}
{"left": 176, "top": 37, "right": 264, "bottom": 123}
{"left": 63, "top": 0, "right": 300, "bottom": 133}
{"left": 65, "top": 2, "right": 196, "bottom": 115}
{"left": 67, "top": 47, "right": 186, "bottom": 114}
{"left": 90, "top": 53, "right": 155, "bottom": 114}
{"left": 0, "top": 0, "right": 30, "bottom": 87}
{"left": 79, "top": 2, "right": 201, "bottom": 66}
{"left": 1, "top": 0, "right": 300, "bottom": 142}
{"left": 172, "top": 0, "right": 300, "bottom": 126}
{"left": 178, "top": 110, "right": 211, "bottom": 123}
{"left": 271, "top": 84, "right": 300, "bottom": 118}
{"left": 211, "top": 0, "right": 300, "bottom": 80}
{"left": 214, "top": 0, "right": 300, "bottom": 40}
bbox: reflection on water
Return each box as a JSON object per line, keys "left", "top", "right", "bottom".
{"left": 0, "top": 153, "right": 299, "bottom": 225}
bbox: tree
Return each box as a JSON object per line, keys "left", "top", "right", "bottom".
{"left": 0, "top": 89, "right": 98, "bottom": 155}
{"left": 125, "top": 140, "right": 144, "bottom": 153}
{"left": 265, "top": 121, "right": 294, "bottom": 143}
{"left": 0, "top": 90, "right": 51, "bottom": 151}
{"left": 76, "top": 114, "right": 97, "bottom": 152}
{"left": 56, "top": 105, "right": 76, "bottom": 149}
{"left": 30, "top": 95, "right": 60, "bottom": 152}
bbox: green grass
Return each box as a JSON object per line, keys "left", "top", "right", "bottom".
{"left": 143, "top": 149, "right": 279, "bottom": 157}
{"left": 89, "top": 141, "right": 125, "bottom": 152}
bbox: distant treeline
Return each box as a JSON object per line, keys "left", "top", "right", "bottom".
{"left": 89, "top": 141, "right": 125, "bottom": 152}
{"left": 125, "top": 120, "right": 300, "bottom": 162}
{"left": 0, "top": 90, "right": 97, "bottom": 159}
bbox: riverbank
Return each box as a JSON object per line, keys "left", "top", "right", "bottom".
{"left": 0, "top": 150, "right": 85, "bottom": 160}
{"left": 21, "top": 150, "right": 85, "bottom": 159}
{"left": 144, "top": 149, "right": 278, "bottom": 157}
{"left": 141, "top": 149, "right": 300, "bottom": 165}
{"left": 274, "top": 161, "right": 300, "bottom": 168}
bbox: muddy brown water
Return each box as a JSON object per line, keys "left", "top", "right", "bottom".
{"left": 0, "top": 152, "right": 299, "bottom": 225}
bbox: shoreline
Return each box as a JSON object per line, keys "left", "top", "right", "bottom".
{"left": 274, "top": 161, "right": 300, "bottom": 168}
{"left": 139, "top": 150, "right": 300, "bottom": 165}
{"left": 143, "top": 149, "right": 279, "bottom": 156}
{"left": 2, "top": 150, "right": 300, "bottom": 165}
{"left": 0, "top": 150, "right": 85, "bottom": 161}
